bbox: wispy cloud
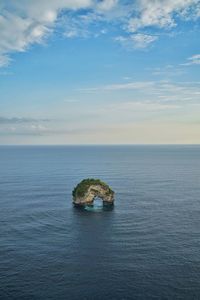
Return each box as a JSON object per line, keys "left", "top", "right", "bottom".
{"left": 63, "top": 99, "right": 79, "bottom": 103}
{"left": 80, "top": 80, "right": 200, "bottom": 105}
{"left": 0, "top": 54, "right": 11, "bottom": 67}
{"left": 115, "top": 33, "right": 158, "bottom": 49}
{"left": 0, "top": 116, "right": 50, "bottom": 124}
{"left": 0, "top": 123, "right": 102, "bottom": 136}
{"left": 106, "top": 101, "right": 181, "bottom": 112}
{"left": 81, "top": 81, "right": 155, "bottom": 92}
{"left": 151, "top": 65, "right": 186, "bottom": 77}
{"left": 96, "top": 0, "right": 118, "bottom": 11}
{"left": 127, "top": 0, "right": 199, "bottom": 32}
{"left": 0, "top": 116, "right": 52, "bottom": 136}
{"left": 181, "top": 54, "right": 200, "bottom": 66}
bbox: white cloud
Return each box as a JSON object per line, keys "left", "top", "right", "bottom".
{"left": 0, "top": 54, "right": 10, "bottom": 67}
{"left": 0, "top": 11, "right": 51, "bottom": 52}
{"left": 127, "top": 0, "right": 199, "bottom": 32}
{"left": 0, "top": 0, "right": 200, "bottom": 67}
{"left": 62, "top": 12, "right": 102, "bottom": 39}
{"left": 81, "top": 81, "right": 155, "bottom": 92}
{"left": 0, "top": 0, "right": 93, "bottom": 67}
{"left": 115, "top": 33, "right": 158, "bottom": 49}
{"left": 64, "top": 27, "right": 89, "bottom": 38}
{"left": 182, "top": 54, "right": 200, "bottom": 66}
{"left": 107, "top": 101, "right": 180, "bottom": 112}
{"left": 80, "top": 80, "right": 200, "bottom": 106}
{"left": 97, "top": 0, "right": 118, "bottom": 11}
{"left": 152, "top": 65, "right": 185, "bottom": 77}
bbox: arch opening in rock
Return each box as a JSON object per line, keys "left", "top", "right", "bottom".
{"left": 90, "top": 196, "right": 103, "bottom": 208}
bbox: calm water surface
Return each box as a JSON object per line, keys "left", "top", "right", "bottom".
{"left": 0, "top": 145, "right": 200, "bottom": 299}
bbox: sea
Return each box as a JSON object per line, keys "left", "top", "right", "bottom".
{"left": 0, "top": 145, "right": 200, "bottom": 300}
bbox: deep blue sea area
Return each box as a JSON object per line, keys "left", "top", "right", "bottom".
{"left": 0, "top": 145, "right": 200, "bottom": 300}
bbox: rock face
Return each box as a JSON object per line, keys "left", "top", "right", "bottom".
{"left": 72, "top": 179, "right": 114, "bottom": 206}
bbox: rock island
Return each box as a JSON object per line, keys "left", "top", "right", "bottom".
{"left": 72, "top": 178, "right": 114, "bottom": 207}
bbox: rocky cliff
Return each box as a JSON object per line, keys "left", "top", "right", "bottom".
{"left": 72, "top": 179, "right": 114, "bottom": 206}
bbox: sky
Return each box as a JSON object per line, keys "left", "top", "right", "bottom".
{"left": 0, "top": 0, "right": 200, "bottom": 145}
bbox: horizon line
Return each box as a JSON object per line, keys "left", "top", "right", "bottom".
{"left": 0, "top": 143, "right": 200, "bottom": 146}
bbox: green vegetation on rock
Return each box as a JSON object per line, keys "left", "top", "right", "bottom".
{"left": 72, "top": 178, "right": 114, "bottom": 198}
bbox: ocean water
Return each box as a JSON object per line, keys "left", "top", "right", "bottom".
{"left": 0, "top": 145, "right": 200, "bottom": 300}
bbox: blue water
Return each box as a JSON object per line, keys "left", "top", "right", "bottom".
{"left": 0, "top": 145, "right": 200, "bottom": 300}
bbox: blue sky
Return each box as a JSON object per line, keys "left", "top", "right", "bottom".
{"left": 0, "top": 0, "right": 200, "bottom": 144}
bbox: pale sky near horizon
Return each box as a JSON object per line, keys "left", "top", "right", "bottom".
{"left": 0, "top": 0, "right": 200, "bottom": 144}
